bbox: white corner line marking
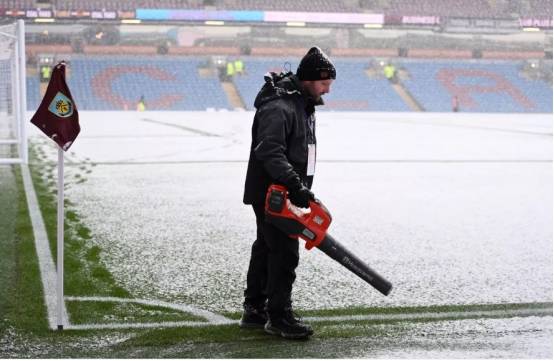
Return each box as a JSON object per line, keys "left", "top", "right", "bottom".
{"left": 64, "top": 296, "right": 232, "bottom": 324}
{"left": 21, "top": 164, "right": 69, "bottom": 330}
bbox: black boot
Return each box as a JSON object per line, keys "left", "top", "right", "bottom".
{"left": 264, "top": 308, "right": 314, "bottom": 339}
{"left": 239, "top": 303, "right": 268, "bottom": 329}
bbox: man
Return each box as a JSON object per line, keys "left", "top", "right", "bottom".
{"left": 226, "top": 60, "right": 235, "bottom": 81}
{"left": 136, "top": 95, "right": 146, "bottom": 112}
{"left": 383, "top": 62, "right": 397, "bottom": 84}
{"left": 241, "top": 47, "right": 336, "bottom": 339}
{"left": 234, "top": 58, "right": 245, "bottom": 76}
{"left": 452, "top": 95, "right": 459, "bottom": 112}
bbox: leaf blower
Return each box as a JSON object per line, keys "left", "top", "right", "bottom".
{"left": 265, "top": 184, "right": 393, "bottom": 296}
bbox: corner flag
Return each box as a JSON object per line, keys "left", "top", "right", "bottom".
{"left": 30, "top": 61, "right": 80, "bottom": 151}
{"left": 30, "top": 61, "right": 80, "bottom": 331}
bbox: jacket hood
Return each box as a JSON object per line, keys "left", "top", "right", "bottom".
{"left": 253, "top": 71, "right": 303, "bottom": 109}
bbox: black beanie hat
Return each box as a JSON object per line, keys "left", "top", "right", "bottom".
{"left": 296, "top": 46, "right": 336, "bottom": 81}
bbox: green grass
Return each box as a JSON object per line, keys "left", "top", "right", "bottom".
{"left": 0, "top": 165, "right": 21, "bottom": 332}
{"left": 0, "top": 165, "right": 49, "bottom": 334}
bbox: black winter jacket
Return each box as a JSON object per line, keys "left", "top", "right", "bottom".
{"left": 243, "top": 72, "right": 318, "bottom": 205}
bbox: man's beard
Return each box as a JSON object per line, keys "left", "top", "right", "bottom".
{"left": 313, "top": 94, "right": 325, "bottom": 106}
{"left": 302, "top": 84, "right": 325, "bottom": 106}
{"left": 309, "top": 89, "right": 325, "bottom": 105}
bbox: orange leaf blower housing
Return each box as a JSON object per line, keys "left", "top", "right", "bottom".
{"left": 265, "top": 184, "right": 393, "bottom": 296}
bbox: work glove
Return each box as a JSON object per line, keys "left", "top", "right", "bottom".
{"left": 288, "top": 185, "right": 315, "bottom": 209}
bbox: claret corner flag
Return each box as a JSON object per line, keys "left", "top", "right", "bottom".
{"left": 30, "top": 60, "right": 80, "bottom": 331}
{"left": 30, "top": 61, "right": 80, "bottom": 151}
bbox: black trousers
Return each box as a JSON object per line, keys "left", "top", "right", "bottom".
{"left": 244, "top": 204, "right": 299, "bottom": 315}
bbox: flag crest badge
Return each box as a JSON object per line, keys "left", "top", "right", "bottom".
{"left": 30, "top": 61, "right": 80, "bottom": 151}
{"left": 48, "top": 91, "right": 74, "bottom": 118}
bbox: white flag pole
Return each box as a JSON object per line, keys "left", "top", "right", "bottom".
{"left": 56, "top": 146, "right": 64, "bottom": 330}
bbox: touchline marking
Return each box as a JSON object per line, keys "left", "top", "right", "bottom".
{"left": 48, "top": 159, "right": 553, "bottom": 166}
{"left": 63, "top": 304, "right": 552, "bottom": 331}
{"left": 304, "top": 307, "right": 553, "bottom": 323}
{"left": 365, "top": 115, "right": 553, "bottom": 137}
{"left": 140, "top": 118, "right": 221, "bottom": 137}
{"left": 21, "top": 165, "right": 69, "bottom": 330}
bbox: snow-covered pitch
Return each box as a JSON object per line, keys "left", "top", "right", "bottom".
{"left": 30, "top": 111, "right": 552, "bottom": 314}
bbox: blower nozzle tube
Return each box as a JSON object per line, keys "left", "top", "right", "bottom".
{"left": 317, "top": 234, "right": 392, "bottom": 296}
